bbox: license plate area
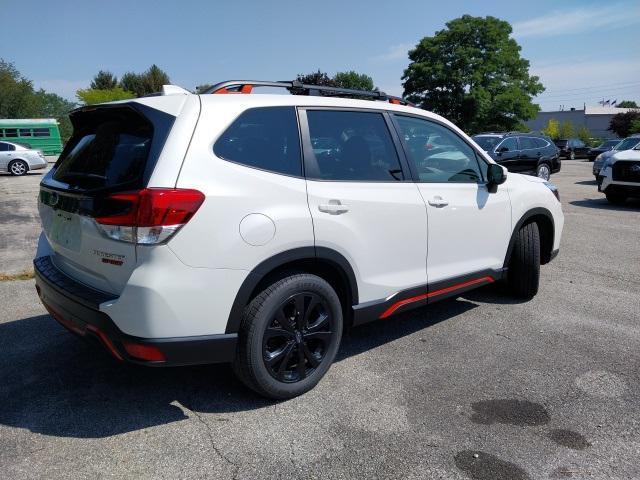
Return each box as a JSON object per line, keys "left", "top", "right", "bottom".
{"left": 49, "top": 211, "right": 81, "bottom": 251}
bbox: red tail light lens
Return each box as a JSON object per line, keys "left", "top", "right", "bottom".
{"left": 95, "top": 188, "right": 204, "bottom": 244}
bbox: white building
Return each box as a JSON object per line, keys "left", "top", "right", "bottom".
{"left": 526, "top": 106, "right": 637, "bottom": 139}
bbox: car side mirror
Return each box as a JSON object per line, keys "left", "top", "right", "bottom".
{"left": 487, "top": 163, "right": 506, "bottom": 193}
{"left": 496, "top": 146, "right": 508, "bottom": 155}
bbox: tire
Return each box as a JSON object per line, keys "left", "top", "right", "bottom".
{"left": 536, "top": 163, "right": 551, "bottom": 181}
{"left": 605, "top": 192, "right": 626, "bottom": 205}
{"left": 507, "top": 222, "right": 540, "bottom": 299}
{"left": 8, "top": 160, "right": 28, "bottom": 176}
{"left": 233, "top": 273, "right": 343, "bottom": 399}
{"left": 569, "top": 151, "right": 575, "bottom": 160}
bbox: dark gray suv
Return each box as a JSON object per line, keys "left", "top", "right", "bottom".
{"left": 472, "top": 132, "right": 561, "bottom": 180}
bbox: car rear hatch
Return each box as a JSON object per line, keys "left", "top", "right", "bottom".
{"left": 38, "top": 101, "right": 193, "bottom": 295}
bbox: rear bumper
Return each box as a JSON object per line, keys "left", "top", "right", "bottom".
{"left": 34, "top": 255, "right": 237, "bottom": 366}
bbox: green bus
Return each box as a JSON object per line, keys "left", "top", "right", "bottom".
{"left": 0, "top": 119, "right": 63, "bottom": 155}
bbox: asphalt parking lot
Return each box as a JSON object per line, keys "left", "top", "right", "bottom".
{"left": 1, "top": 160, "right": 639, "bottom": 479}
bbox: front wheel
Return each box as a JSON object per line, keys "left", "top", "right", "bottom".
{"left": 536, "top": 163, "right": 551, "bottom": 181}
{"left": 605, "top": 192, "right": 626, "bottom": 205}
{"left": 233, "top": 273, "right": 343, "bottom": 399}
{"left": 569, "top": 151, "right": 576, "bottom": 160}
{"left": 507, "top": 222, "right": 540, "bottom": 299}
{"left": 9, "top": 160, "right": 28, "bottom": 176}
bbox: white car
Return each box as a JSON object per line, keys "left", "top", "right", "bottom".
{"left": 34, "top": 81, "right": 564, "bottom": 399}
{"left": 0, "top": 141, "right": 47, "bottom": 175}
{"left": 597, "top": 147, "right": 640, "bottom": 204}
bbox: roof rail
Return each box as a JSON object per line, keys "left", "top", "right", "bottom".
{"left": 202, "top": 80, "right": 415, "bottom": 107}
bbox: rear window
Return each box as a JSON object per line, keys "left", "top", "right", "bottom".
{"left": 53, "top": 108, "right": 153, "bottom": 191}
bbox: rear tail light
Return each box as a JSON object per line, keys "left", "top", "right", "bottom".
{"left": 94, "top": 188, "right": 205, "bottom": 244}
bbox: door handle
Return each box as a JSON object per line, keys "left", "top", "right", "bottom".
{"left": 318, "top": 200, "right": 349, "bottom": 215}
{"left": 428, "top": 196, "right": 448, "bottom": 207}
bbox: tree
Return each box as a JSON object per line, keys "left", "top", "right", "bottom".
{"left": 559, "top": 121, "right": 574, "bottom": 139}
{"left": 609, "top": 111, "right": 640, "bottom": 137}
{"left": 120, "top": 72, "right": 145, "bottom": 97}
{"left": 333, "top": 71, "right": 374, "bottom": 91}
{"left": 90, "top": 70, "right": 118, "bottom": 90}
{"left": 76, "top": 87, "right": 135, "bottom": 105}
{"left": 541, "top": 118, "right": 560, "bottom": 139}
{"left": 295, "top": 70, "right": 338, "bottom": 88}
{"left": 0, "top": 59, "right": 76, "bottom": 142}
{"left": 195, "top": 84, "right": 213, "bottom": 94}
{"left": 141, "top": 64, "right": 170, "bottom": 95}
{"left": 617, "top": 100, "right": 638, "bottom": 108}
{"left": 402, "top": 15, "right": 544, "bottom": 133}
{"left": 630, "top": 119, "right": 640, "bottom": 135}
{"left": 576, "top": 125, "right": 592, "bottom": 144}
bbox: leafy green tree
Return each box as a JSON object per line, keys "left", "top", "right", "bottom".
{"left": 333, "top": 71, "right": 374, "bottom": 91}
{"left": 295, "top": 70, "right": 338, "bottom": 88}
{"left": 0, "top": 59, "right": 40, "bottom": 118}
{"left": 559, "top": 121, "right": 575, "bottom": 139}
{"left": 630, "top": 119, "right": 640, "bottom": 135}
{"left": 541, "top": 118, "right": 560, "bottom": 139}
{"left": 617, "top": 100, "right": 638, "bottom": 108}
{"left": 195, "top": 84, "right": 214, "bottom": 94}
{"left": 402, "top": 15, "right": 544, "bottom": 133}
{"left": 76, "top": 87, "right": 135, "bottom": 105}
{"left": 119, "top": 72, "right": 145, "bottom": 97}
{"left": 33, "top": 89, "right": 76, "bottom": 141}
{"left": 141, "top": 64, "right": 170, "bottom": 95}
{"left": 90, "top": 70, "right": 118, "bottom": 90}
{"left": 576, "top": 125, "right": 592, "bottom": 144}
{"left": 609, "top": 111, "right": 640, "bottom": 137}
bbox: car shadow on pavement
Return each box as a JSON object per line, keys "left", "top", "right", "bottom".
{"left": 0, "top": 290, "right": 503, "bottom": 439}
{"left": 570, "top": 198, "right": 640, "bottom": 211}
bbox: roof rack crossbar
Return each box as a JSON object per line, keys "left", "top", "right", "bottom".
{"left": 202, "top": 80, "right": 414, "bottom": 106}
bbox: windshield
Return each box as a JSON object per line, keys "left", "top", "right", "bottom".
{"left": 615, "top": 137, "right": 640, "bottom": 151}
{"left": 472, "top": 136, "right": 502, "bottom": 151}
{"left": 600, "top": 140, "right": 620, "bottom": 149}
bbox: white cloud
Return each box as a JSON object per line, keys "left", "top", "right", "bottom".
{"left": 32, "top": 79, "right": 88, "bottom": 101}
{"left": 372, "top": 42, "right": 415, "bottom": 62}
{"left": 512, "top": 3, "right": 640, "bottom": 38}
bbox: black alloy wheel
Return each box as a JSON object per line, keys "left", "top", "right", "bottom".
{"left": 262, "top": 292, "right": 333, "bottom": 383}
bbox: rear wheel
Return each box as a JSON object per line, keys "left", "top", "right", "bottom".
{"left": 9, "top": 160, "right": 28, "bottom": 176}
{"left": 233, "top": 273, "right": 343, "bottom": 399}
{"left": 507, "top": 222, "right": 540, "bottom": 299}
{"left": 605, "top": 192, "right": 626, "bottom": 205}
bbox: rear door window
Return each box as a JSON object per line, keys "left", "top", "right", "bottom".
{"left": 214, "top": 107, "right": 302, "bottom": 176}
{"left": 304, "top": 110, "right": 404, "bottom": 181}
{"left": 498, "top": 137, "right": 518, "bottom": 152}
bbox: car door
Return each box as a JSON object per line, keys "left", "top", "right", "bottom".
{"left": 299, "top": 108, "right": 429, "bottom": 305}
{"left": 0, "top": 142, "right": 14, "bottom": 170}
{"left": 493, "top": 136, "right": 522, "bottom": 172}
{"left": 518, "top": 136, "right": 541, "bottom": 173}
{"left": 391, "top": 114, "right": 512, "bottom": 292}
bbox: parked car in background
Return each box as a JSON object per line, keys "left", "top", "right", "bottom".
{"left": 587, "top": 139, "right": 621, "bottom": 162}
{"left": 472, "top": 132, "right": 560, "bottom": 180}
{"left": 554, "top": 138, "right": 590, "bottom": 159}
{"left": 597, "top": 146, "right": 640, "bottom": 204}
{"left": 0, "top": 141, "right": 47, "bottom": 176}
{"left": 593, "top": 134, "right": 640, "bottom": 178}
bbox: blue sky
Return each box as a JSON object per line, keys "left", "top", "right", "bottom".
{"left": 1, "top": 0, "right": 639, "bottom": 111}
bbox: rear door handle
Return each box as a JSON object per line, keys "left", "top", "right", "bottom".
{"left": 318, "top": 200, "right": 349, "bottom": 215}
{"left": 428, "top": 196, "right": 448, "bottom": 207}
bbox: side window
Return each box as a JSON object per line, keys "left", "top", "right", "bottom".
{"left": 575, "top": 140, "right": 585, "bottom": 148}
{"left": 33, "top": 128, "right": 50, "bottom": 137}
{"left": 19, "top": 128, "right": 32, "bottom": 137}
{"left": 0, "top": 142, "right": 8, "bottom": 152}
{"left": 4, "top": 128, "right": 18, "bottom": 138}
{"left": 304, "top": 110, "right": 403, "bottom": 181}
{"left": 498, "top": 137, "right": 518, "bottom": 152}
{"left": 533, "top": 138, "right": 549, "bottom": 148}
{"left": 394, "top": 114, "right": 485, "bottom": 183}
{"left": 214, "top": 107, "right": 302, "bottom": 176}
{"left": 519, "top": 137, "right": 536, "bottom": 150}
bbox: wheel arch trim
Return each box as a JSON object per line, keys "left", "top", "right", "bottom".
{"left": 504, "top": 207, "right": 555, "bottom": 267}
{"left": 225, "top": 246, "right": 358, "bottom": 334}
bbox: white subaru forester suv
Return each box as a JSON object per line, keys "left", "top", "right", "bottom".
{"left": 34, "top": 81, "right": 563, "bottom": 399}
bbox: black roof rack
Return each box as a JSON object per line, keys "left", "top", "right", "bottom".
{"left": 202, "top": 80, "right": 415, "bottom": 107}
